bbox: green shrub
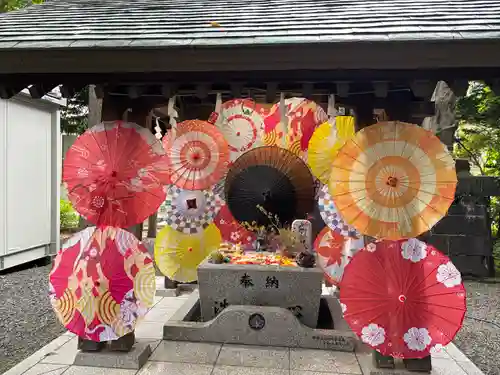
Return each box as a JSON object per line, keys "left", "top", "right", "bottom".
{"left": 60, "top": 199, "right": 79, "bottom": 230}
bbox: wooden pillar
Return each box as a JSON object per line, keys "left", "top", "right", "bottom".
{"left": 385, "top": 90, "right": 412, "bottom": 122}
{"left": 78, "top": 94, "right": 145, "bottom": 353}
{"left": 78, "top": 85, "right": 103, "bottom": 230}
{"left": 345, "top": 93, "right": 375, "bottom": 131}
{"left": 126, "top": 100, "right": 155, "bottom": 240}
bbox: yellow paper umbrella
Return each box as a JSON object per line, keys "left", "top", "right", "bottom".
{"left": 329, "top": 121, "right": 457, "bottom": 240}
{"left": 308, "top": 116, "right": 355, "bottom": 184}
{"left": 154, "top": 223, "right": 222, "bottom": 282}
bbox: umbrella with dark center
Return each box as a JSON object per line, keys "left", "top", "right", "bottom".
{"left": 224, "top": 146, "right": 315, "bottom": 227}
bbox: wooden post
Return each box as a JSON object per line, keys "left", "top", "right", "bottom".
{"left": 78, "top": 85, "right": 103, "bottom": 230}
{"left": 78, "top": 94, "right": 136, "bottom": 353}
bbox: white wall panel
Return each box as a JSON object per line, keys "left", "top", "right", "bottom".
{"left": 6, "top": 100, "right": 51, "bottom": 253}
{"left": 0, "top": 100, "right": 6, "bottom": 256}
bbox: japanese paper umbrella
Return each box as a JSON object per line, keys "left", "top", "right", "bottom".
{"left": 339, "top": 238, "right": 466, "bottom": 359}
{"left": 154, "top": 223, "right": 222, "bottom": 283}
{"left": 163, "top": 185, "right": 223, "bottom": 235}
{"left": 263, "top": 98, "right": 327, "bottom": 158}
{"left": 224, "top": 146, "right": 315, "bottom": 227}
{"left": 215, "top": 99, "right": 268, "bottom": 163}
{"left": 317, "top": 184, "right": 360, "bottom": 239}
{"left": 308, "top": 116, "right": 355, "bottom": 184}
{"left": 329, "top": 121, "right": 457, "bottom": 240}
{"left": 214, "top": 203, "right": 256, "bottom": 246}
{"left": 63, "top": 121, "right": 170, "bottom": 228}
{"left": 163, "top": 119, "right": 230, "bottom": 190}
{"left": 314, "top": 227, "right": 364, "bottom": 286}
{"left": 49, "top": 226, "right": 156, "bottom": 341}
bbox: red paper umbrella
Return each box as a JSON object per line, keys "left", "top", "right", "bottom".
{"left": 263, "top": 98, "right": 327, "bottom": 158}
{"left": 215, "top": 99, "right": 269, "bottom": 163}
{"left": 340, "top": 238, "right": 466, "bottom": 359}
{"left": 63, "top": 121, "right": 170, "bottom": 227}
{"left": 214, "top": 204, "right": 256, "bottom": 246}
{"left": 314, "top": 227, "right": 364, "bottom": 286}
{"left": 163, "top": 120, "right": 230, "bottom": 190}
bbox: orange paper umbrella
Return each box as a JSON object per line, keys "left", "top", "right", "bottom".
{"left": 163, "top": 120, "right": 230, "bottom": 190}
{"left": 329, "top": 121, "right": 457, "bottom": 240}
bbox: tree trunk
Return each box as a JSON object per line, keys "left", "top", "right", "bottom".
{"left": 147, "top": 212, "right": 158, "bottom": 238}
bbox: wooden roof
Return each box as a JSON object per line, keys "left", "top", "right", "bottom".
{"left": 0, "top": 0, "right": 500, "bottom": 97}
{"left": 1, "top": 0, "right": 500, "bottom": 49}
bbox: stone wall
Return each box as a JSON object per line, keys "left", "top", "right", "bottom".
{"left": 420, "top": 195, "right": 493, "bottom": 278}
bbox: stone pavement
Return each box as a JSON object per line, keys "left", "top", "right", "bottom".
{"left": 1, "top": 280, "right": 486, "bottom": 375}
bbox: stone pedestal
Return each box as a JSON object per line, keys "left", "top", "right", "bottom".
{"left": 198, "top": 260, "right": 323, "bottom": 328}
{"left": 163, "top": 290, "right": 357, "bottom": 351}
{"left": 74, "top": 341, "right": 152, "bottom": 370}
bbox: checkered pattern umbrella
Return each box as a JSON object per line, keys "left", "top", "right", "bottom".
{"left": 317, "top": 184, "right": 360, "bottom": 238}
{"left": 164, "top": 185, "right": 223, "bottom": 234}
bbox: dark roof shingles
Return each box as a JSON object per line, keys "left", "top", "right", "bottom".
{"left": 1, "top": 0, "right": 500, "bottom": 48}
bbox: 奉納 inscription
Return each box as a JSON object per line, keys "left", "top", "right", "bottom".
{"left": 240, "top": 273, "right": 254, "bottom": 288}
{"left": 265, "top": 276, "right": 279, "bottom": 288}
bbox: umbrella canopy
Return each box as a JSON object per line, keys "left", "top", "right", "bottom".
{"left": 224, "top": 146, "right": 315, "bottom": 226}
{"left": 163, "top": 185, "right": 223, "bottom": 235}
{"left": 49, "top": 227, "right": 156, "bottom": 342}
{"left": 314, "top": 227, "right": 364, "bottom": 286}
{"left": 63, "top": 121, "right": 170, "bottom": 227}
{"left": 317, "top": 184, "right": 360, "bottom": 238}
{"left": 263, "top": 98, "right": 327, "bottom": 159}
{"left": 340, "top": 238, "right": 466, "bottom": 359}
{"left": 308, "top": 116, "right": 355, "bottom": 184}
{"left": 214, "top": 204, "right": 256, "bottom": 246}
{"left": 329, "top": 121, "right": 457, "bottom": 239}
{"left": 163, "top": 119, "right": 230, "bottom": 190}
{"left": 154, "top": 223, "right": 222, "bottom": 282}
{"left": 215, "top": 99, "right": 269, "bottom": 163}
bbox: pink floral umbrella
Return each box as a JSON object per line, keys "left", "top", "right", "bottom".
{"left": 49, "top": 227, "right": 156, "bottom": 342}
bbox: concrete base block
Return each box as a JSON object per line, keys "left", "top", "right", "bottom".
{"left": 163, "top": 290, "right": 357, "bottom": 351}
{"left": 356, "top": 346, "right": 432, "bottom": 374}
{"left": 73, "top": 342, "right": 152, "bottom": 370}
{"left": 156, "top": 288, "right": 180, "bottom": 297}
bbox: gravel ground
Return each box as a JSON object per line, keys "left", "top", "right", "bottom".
{"left": 0, "top": 262, "right": 65, "bottom": 374}
{"left": 0, "top": 259, "right": 498, "bottom": 375}
{"left": 455, "top": 280, "right": 500, "bottom": 375}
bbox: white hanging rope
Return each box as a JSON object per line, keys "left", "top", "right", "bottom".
{"left": 215, "top": 92, "right": 222, "bottom": 114}
{"left": 167, "top": 96, "right": 178, "bottom": 137}
{"left": 154, "top": 116, "right": 163, "bottom": 140}
{"left": 279, "top": 92, "right": 288, "bottom": 135}
{"left": 327, "top": 94, "right": 337, "bottom": 136}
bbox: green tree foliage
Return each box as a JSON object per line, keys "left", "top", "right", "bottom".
{"left": 0, "top": 0, "right": 42, "bottom": 12}
{"left": 60, "top": 86, "right": 89, "bottom": 135}
{"left": 60, "top": 199, "right": 79, "bottom": 230}
{"left": 455, "top": 82, "right": 500, "bottom": 272}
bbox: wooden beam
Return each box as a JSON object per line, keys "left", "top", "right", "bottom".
{"left": 0, "top": 84, "right": 26, "bottom": 99}
{"left": 372, "top": 81, "right": 389, "bottom": 98}
{"left": 410, "top": 80, "right": 437, "bottom": 99}
{"left": 335, "top": 82, "right": 350, "bottom": 98}
{"left": 266, "top": 82, "right": 278, "bottom": 103}
{"left": 28, "top": 83, "right": 57, "bottom": 99}
{"left": 2, "top": 40, "right": 500, "bottom": 75}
